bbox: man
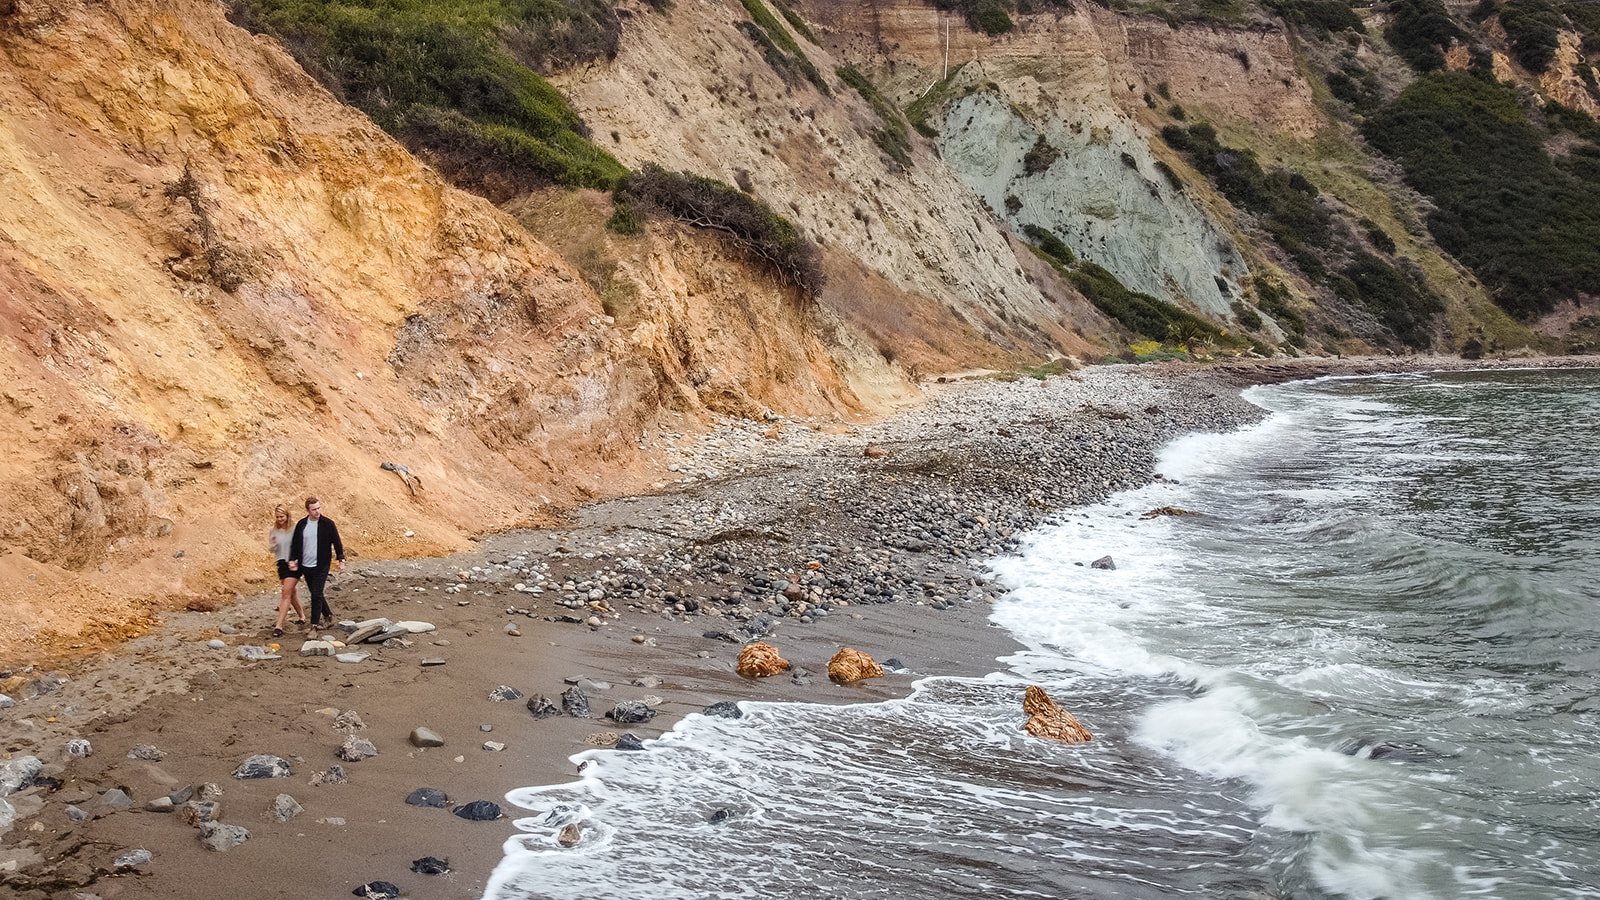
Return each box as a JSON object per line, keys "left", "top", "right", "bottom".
{"left": 288, "top": 496, "right": 346, "bottom": 628}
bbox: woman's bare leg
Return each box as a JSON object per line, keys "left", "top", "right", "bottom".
{"left": 274, "top": 576, "right": 300, "bottom": 630}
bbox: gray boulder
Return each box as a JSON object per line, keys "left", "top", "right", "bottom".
{"left": 232, "top": 755, "right": 292, "bottom": 779}
{"left": 270, "top": 793, "right": 303, "bottom": 823}
{"left": 452, "top": 800, "right": 501, "bottom": 821}
{"left": 561, "top": 687, "right": 590, "bottom": 718}
{"left": 0, "top": 756, "right": 41, "bottom": 796}
{"left": 606, "top": 701, "right": 657, "bottom": 725}
{"left": 113, "top": 849, "right": 153, "bottom": 868}
{"left": 405, "top": 788, "right": 448, "bottom": 808}
{"left": 338, "top": 737, "right": 378, "bottom": 762}
{"left": 198, "top": 821, "right": 251, "bottom": 851}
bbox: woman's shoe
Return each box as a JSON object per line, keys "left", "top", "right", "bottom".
{"left": 272, "top": 627, "right": 284, "bottom": 638}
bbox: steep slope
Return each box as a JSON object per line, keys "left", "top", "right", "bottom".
{"left": 788, "top": 0, "right": 1596, "bottom": 354}
{"left": 546, "top": 0, "right": 1112, "bottom": 373}
{"left": 0, "top": 0, "right": 869, "bottom": 661}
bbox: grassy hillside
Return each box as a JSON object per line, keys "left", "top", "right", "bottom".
{"left": 227, "top": 0, "right": 628, "bottom": 195}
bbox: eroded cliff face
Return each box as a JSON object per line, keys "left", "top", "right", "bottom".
{"left": 0, "top": 0, "right": 874, "bottom": 660}
{"left": 549, "top": 0, "right": 1110, "bottom": 372}
{"left": 803, "top": 0, "right": 1324, "bottom": 320}
{"left": 940, "top": 86, "right": 1249, "bottom": 318}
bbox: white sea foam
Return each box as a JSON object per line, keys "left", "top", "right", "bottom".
{"left": 485, "top": 371, "right": 1600, "bottom": 900}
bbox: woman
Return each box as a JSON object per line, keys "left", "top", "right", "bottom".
{"left": 268, "top": 505, "right": 306, "bottom": 637}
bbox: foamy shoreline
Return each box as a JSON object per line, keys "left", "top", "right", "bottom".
{"left": 2, "top": 355, "right": 1595, "bottom": 899}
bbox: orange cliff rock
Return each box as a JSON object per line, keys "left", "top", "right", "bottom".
{"left": 0, "top": 0, "right": 888, "bottom": 663}
{"left": 736, "top": 642, "right": 790, "bottom": 678}
{"left": 0, "top": 0, "right": 651, "bottom": 660}
{"left": 827, "top": 647, "right": 884, "bottom": 683}
{"left": 1022, "top": 686, "right": 1093, "bottom": 744}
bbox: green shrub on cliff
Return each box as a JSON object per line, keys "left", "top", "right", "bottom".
{"left": 616, "top": 164, "right": 824, "bottom": 294}
{"left": 1331, "top": 253, "right": 1444, "bottom": 346}
{"left": 1364, "top": 71, "right": 1600, "bottom": 316}
{"left": 927, "top": 0, "right": 1015, "bottom": 35}
{"left": 738, "top": 0, "right": 830, "bottom": 94}
{"left": 1264, "top": 0, "right": 1367, "bottom": 36}
{"left": 1385, "top": 0, "right": 1465, "bottom": 72}
{"left": 1161, "top": 123, "right": 1332, "bottom": 279}
{"left": 226, "top": 0, "right": 625, "bottom": 194}
{"left": 1068, "top": 263, "right": 1219, "bottom": 344}
{"left": 1022, "top": 224, "right": 1075, "bottom": 267}
{"left": 1499, "top": 0, "right": 1563, "bottom": 72}
{"left": 838, "top": 65, "right": 913, "bottom": 169}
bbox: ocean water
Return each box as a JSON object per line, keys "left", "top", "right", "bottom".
{"left": 484, "top": 368, "right": 1600, "bottom": 900}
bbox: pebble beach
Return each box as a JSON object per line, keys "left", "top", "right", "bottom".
{"left": 2, "top": 355, "right": 1593, "bottom": 900}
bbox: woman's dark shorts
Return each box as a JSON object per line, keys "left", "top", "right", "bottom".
{"left": 276, "top": 559, "right": 298, "bottom": 581}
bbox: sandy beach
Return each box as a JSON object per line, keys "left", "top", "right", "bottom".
{"left": 3, "top": 355, "right": 1596, "bottom": 900}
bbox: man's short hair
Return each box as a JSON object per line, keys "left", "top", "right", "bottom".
{"left": 305, "top": 497, "right": 320, "bottom": 509}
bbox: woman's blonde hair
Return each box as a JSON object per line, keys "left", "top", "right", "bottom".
{"left": 274, "top": 505, "right": 289, "bottom": 522}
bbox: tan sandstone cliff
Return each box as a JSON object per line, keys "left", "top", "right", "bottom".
{"left": 0, "top": 0, "right": 881, "bottom": 662}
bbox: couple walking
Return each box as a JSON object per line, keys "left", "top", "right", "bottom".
{"left": 267, "top": 497, "right": 347, "bottom": 637}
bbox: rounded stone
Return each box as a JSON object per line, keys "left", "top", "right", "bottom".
{"left": 409, "top": 727, "right": 445, "bottom": 748}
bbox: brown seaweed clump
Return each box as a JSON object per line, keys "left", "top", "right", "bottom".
{"left": 736, "top": 641, "right": 790, "bottom": 677}
{"left": 827, "top": 647, "right": 885, "bottom": 683}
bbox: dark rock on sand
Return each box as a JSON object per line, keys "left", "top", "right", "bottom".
{"left": 615, "top": 733, "right": 646, "bottom": 751}
{"left": 232, "top": 754, "right": 292, "bottom": 779}
{"left": 312, "top": 766, "right": 348, "bottom": 786}
{"left": 338, "top": 736, "right": 378, "bottom": 762}
{"left": 198, "top": 821, "right": 251, "bottom": 851}
{"left": 352, "top": 881, "right": 403, "bottom": 899}
{"left": 702, "top": 701, "right": 742, "bottom": 719}
{"left": 561, "top": 686, "right": 591, "bottom": 718}
{"left": 406, "top": 788, "right": 449, "bottom": 808}
{"left": 411, "top": 856, "right": 451, "bottom": 875}
{"left": 333, "top": 710, "right": 367, "bottom": 731}
{"left": 453, "top": 800, "right": 502, "bottom": 821}
{"left": 271, "top": 793, "right": 303, "bottom": 822}
{"left": 0, "top": 756, "right": 41, "bottom": 795}
{"left": 113, "top": 849, "right": 153, "bottom": 868}
{"left": 1090, "top": 555, "right": 1116, "bottom": 570}
{"left": 488, "top": 685, "right": 524, "bottom": 702}
{"left": 606, "top": 700, "right": 656, "bottom": 724}
{"left": 709, "top": 808, "right": 731, "bottom": 824}
{"left": 526, "top": 695, "right": 561, "bottom": 719}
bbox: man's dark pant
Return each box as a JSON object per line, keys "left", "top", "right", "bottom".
{"left": 302, "top": 566, "right": 333, "bottom": 625}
